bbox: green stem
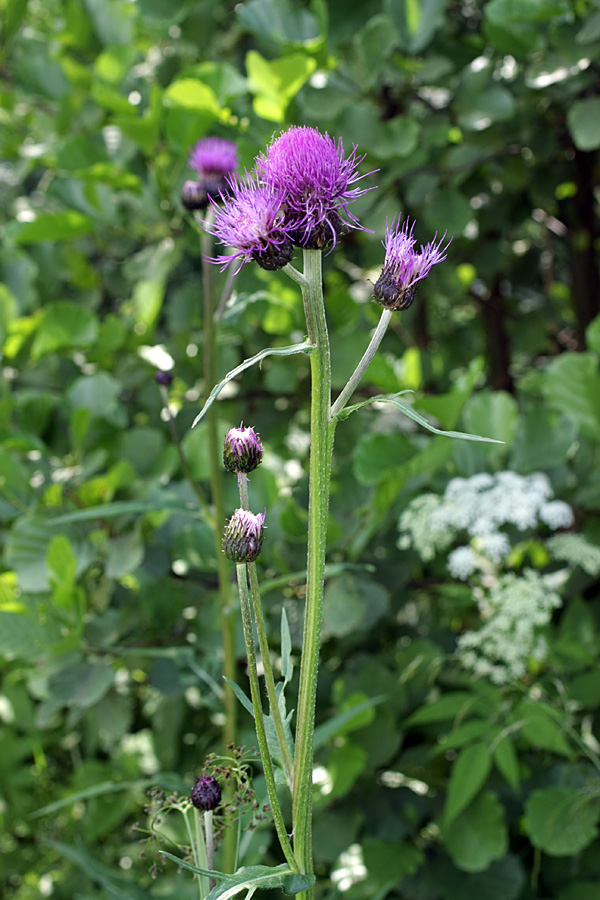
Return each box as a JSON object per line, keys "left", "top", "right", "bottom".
{"left": 292, "top": 250, "right": 336, "bottom": 885}
{"left": 201, "top": 216, "right": 237, "bottom": 873}
{"left": 330, "top": 308, "right": 393, "bottom": 418}
{"left": 235, "top": 563, "right": 298, "bottom": 872}
{"left": 238, "top": 477, "right": 294, "bottom": 789}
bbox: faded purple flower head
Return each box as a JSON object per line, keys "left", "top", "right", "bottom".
{"left": 373, "top": 216, "right": 452, "bottom": 311}
{"left": 189, "top": 137, "right": 238, "bottom": 180}
{"left": 183, "top": 137, "right": 238, "bottom": 210}
{"left": 207, "top": 173, "right": 294, "bottom": 272}
{"left": 223, "top": 508, "right": 266, "bottom": 563}
{"left": 256, "top": 126, "right": 374, "bottom": 249}
{"left": 223, "top": 423, "right": 264, "bottom": 475}
{"left": 191, "top": 775, "right": 222, "bottom": 811}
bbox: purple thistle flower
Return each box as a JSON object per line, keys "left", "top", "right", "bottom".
{"left": 188, "top": 137, "right": 238, "bottom": 180}
{"left": 223, "top": 423, "right": 264, "bottom": 475}
{"left": 183, "top": 137, "right": 238, "bottom": 210}
{"left": 256, "top": 126, "right": 375, "bottom": 250}
{"left": 373, "top": 216, "right": 452, "bottom": 311}
{"left": 223, "top": 508, "right": 266, "bottom": 563}
{"left": 207, "top": 173, "right": 294, "bottom": 272}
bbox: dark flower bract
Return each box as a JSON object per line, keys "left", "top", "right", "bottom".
{"left": 223, "top": 508, "right": 266, "bottom": 563}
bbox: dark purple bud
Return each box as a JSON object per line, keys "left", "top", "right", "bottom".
{"left": 223, "top": 424, "right": 264, "bottom": 475}
{"left": 223, "top": 509, "right": 266, "bottom": 563}
{"left": 155, "top": 370, "right": 174, "bottom": 386}
{"left": 252, "top": 235, "right": 294, "bottom": 270}
{"left": 191, "top": 775, "right": 222, "bottom": 811}
{"left": 181, "top": 180, "right": 209, "bottom": 211}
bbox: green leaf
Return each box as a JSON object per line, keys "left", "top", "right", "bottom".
{"left": 461, "top": 390, "right": 518, "bottom": 445}
{"left": 492, "top": 734, "right": 521, "bottom": 789}
{"left": 10, "top": 212, "right": 95, "bottom": 245}
{"left": 159, "top": 857, "right": 314, "bottom": 899}
{"left": 444, "top": 742, "right": 493, "bottom": 827}
{"left": 567, "top": 98, "right": 600, "bottom": 151}
{"left": 237, "top": 0, "right": 323, "bottom": 47}
{"left": 362, "top": 838, "right": 424, "bottom": 888}
{"left": 352, "top": 432, "right": 415, "bottom": 486}
{"left": 280, "top": 607, "right": 293, "bottom": 685}
{"left": 314, "top": 695, "right": 386, "bottom": 751}
{"left": 525, "top": 787, "right": 600, "bottom": 856}
{"left": 31, "top": 301, "right": 98, "bottom": 359}
{"left": 46, "top": 840, "right": 151, "bottom": 900}
{"left": 512, "top": 699, "right": 572, "bottom": 756}
{"left": 49, "top": 662, "right": 115, "bottom": 710}
{"left": 223, "top": 677, "right": 254, "bottom": 717}
{"left": 542, "top": 352, "right": 600, "bottom": 439}
{"left": 0, "top": 611, "right": 48, "bottom": 662}
{"left": 247, "top": 51, "right": 317, "bottom": 122}
{"left": 336, "top": 392, "right": 503, "bottom": 443}
{"left": 384, "top": 0, "right": 449, "bottom": 53}
{"left": 407, "top": 691, "right": 488, "bottom": 725}
{"left": 443, "top": 791, "right": 508, "bottom": 873}
{"left": 192, "top": 340, "right": 313, "bottom": 428}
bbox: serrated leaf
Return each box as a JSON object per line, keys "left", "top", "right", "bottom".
{"left": 444, "top": 742, "right": 492, "bottom": 827}
{"left": 443, "top": 791, "right": 508, "bottom": 873}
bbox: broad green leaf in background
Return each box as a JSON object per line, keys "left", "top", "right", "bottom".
{"left": 31, "top": 301, "right": 98, "bottom": 359}
{"left": 246, "top": 50, "right": 317, "bottom": 122}
{"left": 443, "top": 791, "right": 508, "bottom": 873}
{"left": 236, "top": 0, "right": 323, "bottom": 48}
{"left": 542, "top": 352, "right": 600, "bottom": 439}
{"left": 9, "top": 212, "right": 95, "bottom": 245}
{"left": 567, "top": 98, "right": 600, "bottom": 151}
{"left": 525, "top": 786, "right": 600, "bottom": 856}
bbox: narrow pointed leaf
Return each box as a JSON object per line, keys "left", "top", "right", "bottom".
{"left": 223, "top": 676, "right": 254, "bottom": 716}
{"left": 192, "top": 341, "right": 313, "bottom": 428}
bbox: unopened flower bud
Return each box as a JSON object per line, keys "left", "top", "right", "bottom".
{"left": 252, "top": 236, "right": 294, "bottom": 270}
{"left": 223, "top": 508, "right": 266, "bottom": 563}
{"left": 181, "top": 180, "right": 209, "bottom": 211}
{"left": 191, "top": 775, "right": 222, "bottom": 811}
{"left": 223, "top": 424, "right": 264, "bottom": 475}
{"left": 155, "top": 369, "right": 174, "bottom": 386}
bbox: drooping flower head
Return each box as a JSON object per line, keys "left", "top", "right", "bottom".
{"left": 373, "top": 216, "right": 452, "bottom": 311}
{"left": 223, "top": 423, "right": 264, "bottom": 476}
{"left": 223, "top": 508, "right": 266, "bottom": 563}
{"left": 182, "top": 136, "right": 238, "bottom": 210}
{"left": 256, "top": 126, "right": 374, "bottom": 249}
{"left": 207, "top": 173, "right": 294, "bottom": 272}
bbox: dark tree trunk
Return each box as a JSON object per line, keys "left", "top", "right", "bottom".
{"left": 479, "top": 276, "right": 514, "bottom": 393}
{"left": 568, "top": 147, "right": 600, "bottom": 346}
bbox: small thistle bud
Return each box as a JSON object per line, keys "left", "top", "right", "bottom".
{"left": 223, "top": 508, "right": 266, "bottom": 563}
{"left": 191, "top": 775, "right": 222, "bottom": 811}
{"left": 181, "top": 180, "right": 209, "bottom": 211}
{"left": 252, "top": 236, "right": 294, "bottom": 270}
{"left": 373, "top": 216, "right": 451, "bottom": 311}
{"left": 223, "top": 424, "right": 264, "bottom": 475}
{"left": 155, "top": 370, "right": 173, "bottom": 386}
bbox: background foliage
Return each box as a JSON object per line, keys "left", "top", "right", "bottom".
{"left": 1, "top": 0, "right": 600, "bottom": 898}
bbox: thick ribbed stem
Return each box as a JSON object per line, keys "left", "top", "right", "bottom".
{"left": 292, "top": 250, "right": 335, "bottom": 892}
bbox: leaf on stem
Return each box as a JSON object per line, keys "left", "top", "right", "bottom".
{"left": 334, "top": 391, "right": 504, "bottom": 443}
{"left": 159, "top": 855, "right": 315, "bottom": 898}
{"left": 192, "top": 341, "right": 313, "bottom": 428}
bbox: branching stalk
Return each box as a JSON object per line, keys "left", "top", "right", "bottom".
{"left": 330, "top": 308, "right": 393, "bottom": 418}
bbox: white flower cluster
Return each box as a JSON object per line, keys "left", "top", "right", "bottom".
{"left": 546, "top": 533, "right": 600, "bottom": 576}
{"left": 398, "top": 470, "right": 574, "bottom": 579}
{"left": 457, "top": 570, "right": 562, "bottom": 684}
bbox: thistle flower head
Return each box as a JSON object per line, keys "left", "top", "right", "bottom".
{"left": 188, "top": 137, "right": 238, "bottom": 180}
{"left": 223, "top": 508, "right": 266, "bottom": 563}
{"left": 191, "top": 774, "right": 222, "bottom": 811}
{"left": 256, "top": 126, "right": 374, "bottom": 249}
{"left": 207, "top": 173, "right": 294, "bottom": 272}
{"left": 183, "top": 137, "right": 238, "bottom": 210}
{"left": 374, "top": 216, "right": 452, "bottom": 311}
{"left": 223, "top": 423, "right": 264, "bottom": 475}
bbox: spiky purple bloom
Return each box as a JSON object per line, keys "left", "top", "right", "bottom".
{"left": 373, "top": 217, "right": 452, "bottom": 311}
{"left": 191, "top": 775, "right": 222, "bottom": 811}
{"left": 256, "top": 126, "right": 374, "bottom": 249}
{"left": 223, "top": 423, "right": 263, "bottom": 475}
{"left": 207, "top": 173, "right": 294, "bottom": 272}
{"left": 188, "top": 137, "right": 238, "bottom": 180}
{"left": 183, "top": 137, "right": 238, "bottom": 210}
{"left": 223, "top": 508, "right": 266, "bottom": 563}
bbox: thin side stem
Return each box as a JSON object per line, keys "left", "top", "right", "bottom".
{"left": 330, "top": 308, "right": 393, "bottom": 418}
{"left": 235, "top": 563, "right": 298, "bottom": 872}
{"left": 292, "top": 249, "right": 335, "bottom": 887}
{"left": 238, "top": 477, "right": 294, "bottom": 788}
{"left": 201, "top": 215, "right": 237, "bottom": 873}
{"left": 205, "top": 810, "right": 215, "bottom": 889}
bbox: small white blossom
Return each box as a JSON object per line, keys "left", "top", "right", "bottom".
{"left": 539, "top": 501, "right": 574, "bottom": 530}
{"left": 447, "top": 546, "right": 477, "bottom": 580}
